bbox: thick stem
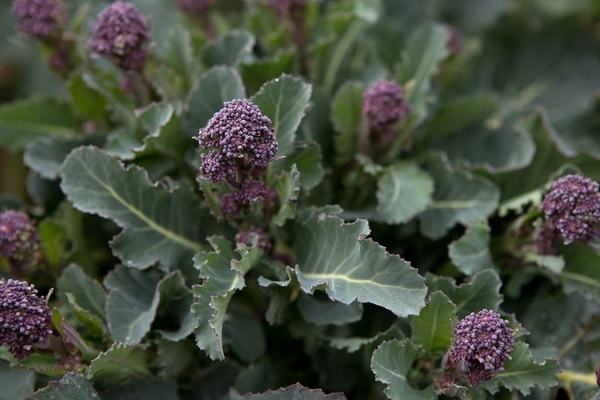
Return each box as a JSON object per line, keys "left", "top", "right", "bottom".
{"left": 559, "top": 370, "right": 596, "bottom": 386}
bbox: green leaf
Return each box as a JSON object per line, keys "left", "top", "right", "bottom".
{"left": 57, "top": 264, "right": 106, "bottom": 319}
{"left": 252, "top": 75, "right": 313, "bottom": 156}
{"left": 297, "top": 295, "right": 363, "bottom": 326}
{"left": 229, "top": 383, "right": 347, "bottom": 399}
{"left": 370, "top": 340, "right": 436, "bottom": 400}
{"left": 397, "top": 23, "right": 449, "bottom": 121}
{"left": 433, "top": 120, "right": 536, "bottom": 173}
{"left": 0, "top": 361, "right": 34, "bottom": 400}
{"left": 480, "top": 342, "right": 559, "bottom": 395}
{"left": 204, "top": 30, "right": 255, "bottom": 67}
{"left": 424, "top": 94, "right": 499, "bottom": 139}
{"left": 560, "top": 243, "right": 600, "bottom": 301}
{"left": 87, "top": 345, "right": 150, "bottom": 385}
{"left": 354, "top": 0, "right": 383, "bottom": 23}
{"left": 67, "top": 74, "right": 109, "bottom": 122}
{"left": 184, "top": 66, "right": 246, "bottom": 137}
{"left": 376, "top": 162, "right": 434, "bottom": 224}
{"left": 38, "top": 218, "right": 68, "bottom": 268}
{"left": 331, "top": 81, "right": 364, "bottom": 165}
{"left": 281, "top": 142, "right": 325, "bottom": 191}
{"left": 138, "top": 103, "right": 174, "bottom": 138}
{"left": 156, "top": 340, "right": 195, "bottom": 379}
{"left": 241, "top": 52, "right": 296, "bottom": 93}
{"left": 105, "top": 267, "right": 194, "bottom": 344}
{"left": 223, "top": 313, "right": 266, "bottom": 363}
{"left": 328, "top": 323, "right": 406, "bottom": 353}
{"left": 162, "top": 26, "right": 198, "bottom": 91}
{"left": 65, "top": 293, "right": 106, "bottom": 338}
{"left": 419, "top": 154, "right": 500, "bottom": 239}
{"left": 24, "top": 136, "right": 102, "bottom": 180}
{"left": 293, "top": 207, "right": 427, "bottom": 316}
{"left": 60, "top": 146, "right": 206, "bottom": 270}
{"left": 101, "top": 379, "right": 179, "bottom": 400}
{"left": 192, "top": 237, "right": 261, "bottom": 360}
{"left": 271, "top": 165, "right": 300, "bottom": 227}
{"left": 449, "top": 222, "right": 495, "bottom": 276}
{"left": 30, "top": 373, "right": 98, "bottom": 400}
{"left": 412, "top": 291, "right": 456, "bottom": 354}
{"left": 425, "top": 270, "right": 503, "bottom": 318}
{"left": 0, "top": 96, "right": 78, "bottom": 151}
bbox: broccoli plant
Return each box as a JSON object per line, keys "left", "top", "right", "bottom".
{"left": 0, "top": 0, "right": 599, "bottom": 399}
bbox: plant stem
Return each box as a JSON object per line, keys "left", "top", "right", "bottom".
{"left": 559, "top": 370, "right": 596, "bottom": 386}
{"left": 324, "top": 21, "right": 364, "bottom": 94}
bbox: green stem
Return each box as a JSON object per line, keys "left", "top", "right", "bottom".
{"left": 559, "top": 370, "right": 596, "bottom": 387}
{"left": 323, "top": 21, "right": 364, "bottom": 94}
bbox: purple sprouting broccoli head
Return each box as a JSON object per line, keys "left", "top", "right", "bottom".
{"left": 89, "top": 1, "right": 150, "bottom": 71}
{"left": 362, "top": 80, "right": 410, "bottom": 132}
{"left": 447, "top": 309, "right": 514, "bottom": 385}
{"left": 236, "top": 227, "right": 272, "bottom": 250}
{"left": 197, "top": 99, "right": 278, "bottom": 182}
{"left": 542, "top": 174, "right": 600, "bottom": 244}
{"left": 0, "top": 279, "right": 52, "bottom": 359}
{"left": 0, "top": 210, "right": 39, "bottom": 269}
{"left": 175, "top": 0, "right": 215, "bottom": 15}
{"left": 12, "top": 0, "right": 67, "bottom": 40}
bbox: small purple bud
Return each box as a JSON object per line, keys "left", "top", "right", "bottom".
{"left": 596, "top": 366, "right": 600, "bottom": 388}
{"left": 536, "top": 221, "right": 557, "bottom": 255}
{"left": 542, "top": 175, "right": 600, "bottom": 244}
{"left": 0, "top": 279, "right": 52, "bottom": 359}
{"left": 447, "top": 26, "right": 464, "bottom": 55}
{"left": 235, "top": 227, "right": 272, "bottom": 250}
{"left": 362, "top": 80, "right": 410, "bottom": 132}
{"left": 12, "top": 0, "right": 67, "bottom": 40}
{"left": 447, "top": 309, "right": 513, "bottom": 385}
{"left": 89, "top": 1, "right": 150, "bottom": 71}
{"left": 0, "top": 210, "right": 39, "bottom": 269}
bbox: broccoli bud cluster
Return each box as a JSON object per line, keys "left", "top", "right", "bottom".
{"left": 0, "top": 279, "right": 52, "bottom": 359}
{"left": 12, "top": 0, "right": 66, "bottom": 40}
{"left": 447, "top": 309, "right": 514, "bottom": 385}
{"left": 0, "top": 210, "right": 40, "bottom": 269}
{"left": 89, "top": 1, "right": 150, "bottom": 71}
{"left": 362, "top": 80, "right": 410, "bottom": 132}
{"left": 542, "top": 174, "right": 600, "bottom": 244}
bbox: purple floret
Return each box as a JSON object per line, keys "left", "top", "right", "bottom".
{"left": 362, "top": 80, "right": 410, "bottom": 132}
{"left": 447, "top": 26, "right": 464, "bottom": 55}
{"left": 542, "top": 175, "right": 600, "bottom": 244}
{"left": 236, "top": 227, "right": 272, "bottom": 250}
{"left": 220, "top": 192, "right": 240, "bottom": 216}
{"left": 197, "top": 99, "right": 278, "bottom": 182}
{"left": 89, "top": 1, "right": 150, "bottom": 71}
{"left": 12, "top": 0, "right": 66, "bottom": 40}
{"left": 0, "top": 210, "right": 39, "bottom": 269}
{"left": 219, "top": 180, "right": 278, "bottom": 216}
{"left": 0, "top": 279, "right": 52, "bottom": 359}
{"left": 176, "top": 0, "right": 215, "bottom": 15}
{"left": 447, "top": 309, "right": 513, "bottom": 385}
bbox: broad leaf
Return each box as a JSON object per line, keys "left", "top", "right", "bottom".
{"left": 281, "top": 141, "right": 325, "bottom": 191}
{"left": 223, "top": 313, "right": 266, "bottom": 363}
{"left": 449, "top": 222, "right": 495, "bottom": 276}
{"left": 105, "top": 267, "right": 194, "bottom": 344}
{"left": 252, "top": 75, "right": 313, "bottom": 156}
{"left": 297, "top": 295, "right": 363, "bottom": 326}
{"left": 57, "top": 263, "right": 106, "bottom": 319}
{"left": 184, "top": 66, "right": 246, "bottom": 137}
{"left": 293, "top": 207, "right": 427, "bottom": 316}
{"left": 426, "top": 270, "right": 503, "bottom": 318}
{"left": 0, "top": 96, "right": 78, "bottom": 151}
{"left": 192, "top": 237, "right": 261, "bottom": 360}
{"left": 412, "top": 291, "right": 456, "bottom": 354}
{"left": 204, "top": 30, "right": 255, "bottom": 67}
{"left": 0, "top": 361, "right": 34, "bottom": 400}
{"left": 376, "top": 162, "right": 434, "bottom": 224}
{"left": 419, "top": 154, "right": 500, "bottom": 239}
{"left": 162, "top": 26, "right": 198, "bottom": 91}
{"left": 370, "top": 340, "right": 436, "bottom": 400}
{"left": 331, "top": 81, "right": 364, "bottom": 165}
{"left": 560, "top": 243, "right": 600, "bottom": 301}
{"left": 397, "top": 23, "right": 449, "bottom": 121}
{"left": 60, "top": 146, "right": 206, "bottom": 270}
{"left": 480, "top": 342, "right": 559, "bottom": 395}
{"left": 329, "top": 323, "right": 406, "bottom": 353}
{"left": 87, "top": 345, "right": 150, "bottom": 385}
{"left": 230, "top": 383, "right": 347, "bottom": 399}
{"left": 241, "top": 52, "right": 296, "bottom": 93}
{"left": 30, "top": 373, "right": 98, "bottom": 400}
